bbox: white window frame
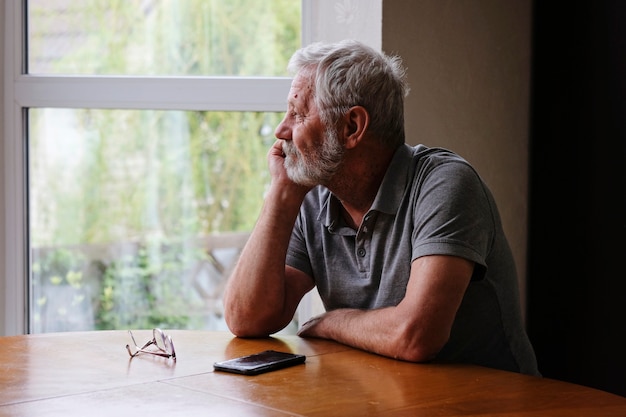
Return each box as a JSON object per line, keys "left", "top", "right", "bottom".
{"left": 2, "top": 0, "right": 381, "bottom": 335}
{"left": 2, "top": 0, "right": 295, "bottom": 335}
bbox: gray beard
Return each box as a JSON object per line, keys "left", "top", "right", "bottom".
{"left": 282, "top": 128, "right": 345, "bottom": 187}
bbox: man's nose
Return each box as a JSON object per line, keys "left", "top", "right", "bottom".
{"left": 275, "top": 117, "right": 292, "bottom": 141}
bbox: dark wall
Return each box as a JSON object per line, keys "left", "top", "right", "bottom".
{"left": 527, "top": 0, "right": 626, "bottom": 397}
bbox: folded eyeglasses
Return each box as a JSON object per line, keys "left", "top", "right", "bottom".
{"left": 126, "top": 328, "right": 176, "bottom": 361}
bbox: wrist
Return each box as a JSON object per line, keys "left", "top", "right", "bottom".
{"left": 267, "top": 182, "right": 309, "bottom": 206}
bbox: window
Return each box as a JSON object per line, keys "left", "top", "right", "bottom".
{"left": 2, "top": 0, "right": 382, "bottom": 335}
{"left": 9, "top": 0, "right": 299, "bottom": 334}
{"left": 29, "top": 108, "right": 280, "bottom": 332}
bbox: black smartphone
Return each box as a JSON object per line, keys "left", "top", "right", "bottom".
{"left": 213, "top": 350, "right": 306, "bottom": 376}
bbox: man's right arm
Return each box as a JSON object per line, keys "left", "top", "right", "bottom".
{"left": 223, "top": 141, "right": 315, "bottom": 337}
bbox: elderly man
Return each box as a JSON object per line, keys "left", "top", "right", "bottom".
{"left": 223, "top": 40, "right": 539, "bottom": 375}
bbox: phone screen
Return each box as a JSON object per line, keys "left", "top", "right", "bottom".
{"left": 213, "top": 350, "right": 306, "bottom": 376}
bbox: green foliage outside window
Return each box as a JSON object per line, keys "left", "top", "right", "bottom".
{"left": 28, "top": 0, "right": 300, "bottom": 332}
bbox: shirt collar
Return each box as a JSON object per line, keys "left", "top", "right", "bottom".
{"left": 370, "top": 144, "right": 413, "bottom": 215}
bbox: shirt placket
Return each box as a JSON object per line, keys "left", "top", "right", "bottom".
{"left": 355, "top": 212, "right": 374, "bottom": 273}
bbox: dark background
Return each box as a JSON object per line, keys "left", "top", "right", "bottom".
{"left": 527, "top": 0, "right": 626, "bottom": 397}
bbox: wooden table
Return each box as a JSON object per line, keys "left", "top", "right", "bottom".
{"left": 1, "top": 330, "right": 625, "bottom": 416}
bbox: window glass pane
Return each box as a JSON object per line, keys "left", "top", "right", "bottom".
{"left": 27, "top": 0, "right": 301, "bottom": 76}
{"left": 28, "top": 108, "right": 292, "bottom": 333}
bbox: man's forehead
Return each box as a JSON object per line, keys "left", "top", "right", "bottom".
{"left": 288, "top": 73, "right": 314, "bottom": 102}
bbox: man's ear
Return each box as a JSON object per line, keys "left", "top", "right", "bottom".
{"left": 342, "top": 106, "right": 370, "bottom": 149}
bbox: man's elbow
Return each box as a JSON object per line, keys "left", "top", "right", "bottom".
{"left": 391, "top": 328, "right": 448, "bottom": 363}
{"left": 224, "top": 307, "right": 284, "bottom": 338}
{"left": 395, "top": 345, "right": 440, "bottom": 363}
{"left": 225, "top": 319, "right": 268, "bottom": 338}
{"left": 224, "top": 315, "right": 250, "bottom": 337}
{"left": 224, "top": 309, "right": 264, "bottom": 338}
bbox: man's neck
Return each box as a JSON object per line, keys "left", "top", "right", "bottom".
{"left": 327, "top": 144, "right": 397, "bottom": 229}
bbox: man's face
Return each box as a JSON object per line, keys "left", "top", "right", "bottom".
{"left": 275, "top": 73, "right": 345, "bottom": 187}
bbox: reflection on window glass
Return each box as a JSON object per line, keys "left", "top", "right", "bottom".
{"left": 28, "top": 109, "right": 292, "bottom": 333}
{"left": 27, "top": 0, "right": 301, "bottom": 76}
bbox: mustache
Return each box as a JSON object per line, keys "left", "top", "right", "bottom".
{"left": 282, "top": 141, "right": 298, "bottom": 158}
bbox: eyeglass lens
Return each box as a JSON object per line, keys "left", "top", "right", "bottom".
{"left": 126, "top": 328, "right": 175, "bottom": 360}
{"left": 153, "top": 328, "right": 176, "bottom": 358}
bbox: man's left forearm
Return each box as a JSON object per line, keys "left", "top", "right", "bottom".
{"left": 297, "top": 307, "right": 437, "bottom": 362}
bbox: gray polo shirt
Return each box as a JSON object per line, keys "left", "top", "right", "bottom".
{"left": 286, "top": 144, "right": 539, "bottom": 375}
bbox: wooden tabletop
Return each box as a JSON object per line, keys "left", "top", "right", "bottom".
{"left": 0, "top": 330, "right": 624, "bottom": 416}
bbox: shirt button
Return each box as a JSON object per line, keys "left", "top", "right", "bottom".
{"left": 357, "top": 248, "right": 366, "bottom": 257}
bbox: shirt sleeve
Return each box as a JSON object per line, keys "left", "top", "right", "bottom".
{"left": 410, "top": 160, "right": 495, "bottom": 279}
{"left": 286, "top": 208, "right": 315, "bottom": 278}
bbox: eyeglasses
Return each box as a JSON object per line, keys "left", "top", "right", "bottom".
{"left": 126, "top": 328, "right": 176, "bottom": 361}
